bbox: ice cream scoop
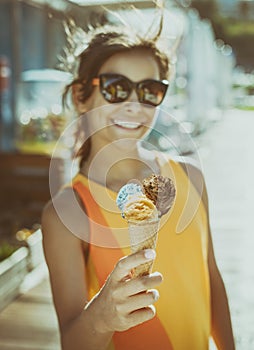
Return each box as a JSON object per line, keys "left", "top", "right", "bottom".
{"left": 116, "top": 183, "right": 143, "bottom": 212}
{"left": 123, "top": 194, "right": 158, "bottom": 221}
{"left": 142, "top": 174, "right": 176, "bottom": 217}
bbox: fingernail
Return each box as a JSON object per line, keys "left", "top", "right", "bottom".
{"left": 144, "top": 249, "right": 156, "bottom": 260}
{"left": 150, "top": 271, "right": 162, "bottom": 279}
{"left": 152, "top": 290, "right": 159, "bottom": 301}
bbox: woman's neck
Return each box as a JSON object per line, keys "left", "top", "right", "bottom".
{"left": 79, "top": 145, "right": 160, "bottom": 192}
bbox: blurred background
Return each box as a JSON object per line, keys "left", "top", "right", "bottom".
{"left": 0, "top": 0, "right": 253, "bottom": 349}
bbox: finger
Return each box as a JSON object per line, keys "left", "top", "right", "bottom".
{"left": 118, "top": 272, "right": 163, "bottom": 298}
{"left": 112, "top": 249, "right": 156, "bottom": 282}
{"left": 127, "top": 305, "right": 156, "bottom": 327}
{"left": 122, "top": 290, "right": 159, "bottom": 314}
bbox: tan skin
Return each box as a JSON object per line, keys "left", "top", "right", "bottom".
{"left": 42, "top": 50, "right": 235, "bottom": 349}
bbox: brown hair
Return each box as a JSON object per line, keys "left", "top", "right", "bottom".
{"left": 62, "top": 26, "right": 171, "bottom": 167}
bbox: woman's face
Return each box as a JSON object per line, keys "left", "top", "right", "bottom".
{"left": 78, "top": 49, "right": 161, "bottom": 152}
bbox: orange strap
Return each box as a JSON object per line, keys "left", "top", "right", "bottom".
{"left": 73, "top": 181, "right": 173, "bottom": 349}
{"left": 73, "top": 181, "right": 123, "bottom": 285}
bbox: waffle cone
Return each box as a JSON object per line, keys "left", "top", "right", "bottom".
{"left": 128, "top": 218, "right": 159, "bottom": 277}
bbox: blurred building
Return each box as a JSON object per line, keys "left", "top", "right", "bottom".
{"left": 0, "top": 0, "right": 235, "bottom": 149}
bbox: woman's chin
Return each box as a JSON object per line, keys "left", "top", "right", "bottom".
{"left": 112, "top": 138, "right": 140, "bottom": 152}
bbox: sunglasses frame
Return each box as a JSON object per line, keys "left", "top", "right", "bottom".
{"left": 92, "top": 73, "right": 169, "bottom": 107}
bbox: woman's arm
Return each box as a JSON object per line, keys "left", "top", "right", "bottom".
{"left": 42, "top": 191, "right": 113, "bottom": 349}
{"left": 42, "top": 188, "right": 162, "bottom": 350}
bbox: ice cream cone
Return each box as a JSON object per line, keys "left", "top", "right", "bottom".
{"left": 128, "top": 218, "right": 159, "bottom": 277}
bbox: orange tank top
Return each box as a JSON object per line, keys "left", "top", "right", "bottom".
{"left": 72, "top": 158, "right": 211, "bottom": 350}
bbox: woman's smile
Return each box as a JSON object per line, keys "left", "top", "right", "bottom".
{"left": 111, "top": 118, "right": 145, "bottom": 130}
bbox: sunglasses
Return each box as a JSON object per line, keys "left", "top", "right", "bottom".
{"left": 92, "top": 73, "right": 169, "bottom": 107}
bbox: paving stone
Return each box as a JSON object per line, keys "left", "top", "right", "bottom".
{"left": 198, "top": 109, "right": 254, "bottom": 349}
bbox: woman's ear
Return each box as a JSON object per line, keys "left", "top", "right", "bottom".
{"left": 72, "top": 84, "right": 87, "bottom": 113}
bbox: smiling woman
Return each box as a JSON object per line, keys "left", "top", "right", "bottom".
{"left": 69, "top": 48, "right": 167, "bottom": 185}
{"left": 41, "top": 11, "right": 235, "bottom": 350}
{"left": 61, "top": 25, "right": 170, "bottom": 168}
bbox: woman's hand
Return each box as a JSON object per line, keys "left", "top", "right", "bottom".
{"left": 85, "top": 249, "right": 163, "bottom": 334}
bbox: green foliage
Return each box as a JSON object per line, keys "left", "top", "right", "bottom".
{"left": 236, "top": 105, "right": 254, "bottom": 111}
{"left": 225, "top": 22, "right": 254, "bottom": 36}
{"left": 0, "top": 242, "right": 18, "bottom": 262}
{"left": 213, "top": 17, "right": 254, "bottom": 70}
{"left": 214, "top": 17, "right": 254, "bottom": 37}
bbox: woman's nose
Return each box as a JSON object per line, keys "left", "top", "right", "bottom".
{"left": 124, "top": 90, "right": 142, "bottom": 113}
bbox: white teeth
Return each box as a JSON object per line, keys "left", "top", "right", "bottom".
{"left": 114, "top": 120, "right": 141, "bottom": 129}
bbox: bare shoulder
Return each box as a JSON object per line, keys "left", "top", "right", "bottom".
{"left": 41, "top": 186, "right": 89, "bottom": 249}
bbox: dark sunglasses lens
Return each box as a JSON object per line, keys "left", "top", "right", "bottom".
{"left": 138, "top": 81, "right": 168, "bottom": 106}
{"left": 100, "top": 75, "right": 131, "bottom": 103}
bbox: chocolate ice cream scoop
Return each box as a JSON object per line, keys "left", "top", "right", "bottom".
{"left": 142, "top": 174, "right": 176, "bottom": 216}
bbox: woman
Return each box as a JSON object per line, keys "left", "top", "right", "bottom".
{"left": 42, "top": 22, "right": 235, "bottom": 350}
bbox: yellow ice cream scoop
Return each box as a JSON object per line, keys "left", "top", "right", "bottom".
{"left": 123, "top": 194, "right": 158, "bottom": 221}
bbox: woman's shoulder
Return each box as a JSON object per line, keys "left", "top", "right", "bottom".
{"left": 139, "top": 148, "right": 205, "bottom": 192}
{"left": 41, "top": 186, "right": 89, "bottom": 242}
{"left": 42, "top": 186, "right": 78, "bottom": 222}
{"left": 41, "top": 188, "right": 90, "bottom": 295}
{"left": 155, "top": 151, "right": 206, "bottom": 203}
{"left": 152, "top": 150, "right": 203, "bottom": 178}
{"left": 173, "top": 155, "right": 204, "bottom": 180}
